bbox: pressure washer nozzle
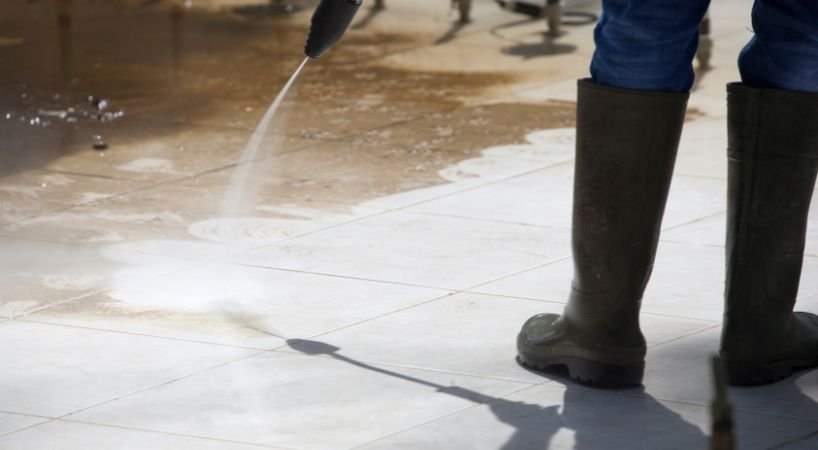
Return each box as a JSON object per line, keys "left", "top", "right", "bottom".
{"left": 305, "top": 0, "right": 363, "bottom": 59}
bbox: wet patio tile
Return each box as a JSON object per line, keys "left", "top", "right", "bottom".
{"left": 1, "top": 179, "right": 382, "bottom": 260}
{"left": 241, "top": 210, "right": 570, "bottom": 290}
{"left": 0, "top": 420, "right": 281, "bottom": 450}
{"left": 28, "top": 265, "right": 449, "bottom": 349}
{"left": 0, "top": 321, "right": 255, "bottom": 417}
{"left": 773, "top": 431, "right": 818, "bottom": 450}
{"left": 663, "top": 202, "right": 818, "bottom": 257}
{"left": 358, "top": 381, "right": 815, "bottom": 450}
{"left": 0, "top": 413, "right": 48, "bottom": 437}
{"left": 0, "top": 170, "right": 146, "bottom": 207}
{"left": 310, "top": 292, "right": 717, "bottom": 384}
{"left": 408, "top": 164, "right": 725, "bottom": 231}
{"left": 69, "top": 351, "right": 530, "bottom": 450}
{"left": 674, "top": 117, "right": 728, "bottom": 180}
{"left": 43, "top": 124, "right": 318, "bottom": 183}
{"left": 0, "top": 236, "right": 192, "bottom": 318}
{"left": 642, "top": 328, "right": 818, "bottom": 424}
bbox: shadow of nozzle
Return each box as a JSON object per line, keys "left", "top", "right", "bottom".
{"left": 286, "top": 338, "right": 342, "bottom": 355}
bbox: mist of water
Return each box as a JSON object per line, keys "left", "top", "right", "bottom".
{"left": 220, "top": 56, "right": 310, "bottom": 216}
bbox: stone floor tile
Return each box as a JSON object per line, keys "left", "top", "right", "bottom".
{"left": 468, "top": 257, "right": 573, "bottom": 302}
{"left": 45, "top": 124, "right": 316, "bottom": 183}
{"left": 28, "top": 265, "right": 449, "bottom": 349}
{"left": 663, "top": 203, "right": 818, "bottom": 257}
{"left": 0, "top": 412, "right": 48, "bottom": 437}
{"left": 241, "top": 211, "right": 570, "bottom": 290}
{"left": 0, "top": 420, "right": 281, "bottom": 450}
{"left": 407, "top": 163, "right": 574, "bottom": 229}
{"left": 674, "top": 118, "right": 728, "bottom": 180}
{"left": 0, "top": 321, "right": 255, "bottom": 417}
{"left": 773, "top": 431, "right": 818, "bottom": 450}
{"left": 358, "top": 382, "right": 814, "bottom": 450}
{"left": 409, "top": 164, "right": 725, "bottom": 231}
{"left": 0, "top": 237, "right": 193, "bottom": 318}
{"left": 310, "top": 292, "right": 716, "bottom": 384}
{"left": 70, "top": 351, "right": 530, "bottom": 450}
{"left": 1, "top": 181, "right": 381, "bottom": 257}
{"left": 642, "top": 328, "right": 818, "bottom": 424}
{"left": 0, "top": 170, "right": 147, "bottom": 226}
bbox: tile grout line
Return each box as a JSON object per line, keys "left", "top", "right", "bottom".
{"left": 54, "top": 418, "right": 300, "bottom": 450}
{"left": 13, "top": 318, "right": 269, "bottom": 351}
{"left": 0, "top": 418, "right": 56, "bottom": 440}
{"left": 54, "top": 350, "right": 268, "bottom": 421}
{"left": 345, "top": 383, "right": 543, "bottom": 450}
{"left": 768, "top": 428, "right": 818, "bottom": 449}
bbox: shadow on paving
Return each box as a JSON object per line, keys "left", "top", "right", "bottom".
{"left": 285, "top": 338, "right": 709, "bottom": 449}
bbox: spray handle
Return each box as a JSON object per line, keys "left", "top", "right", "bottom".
{"left": 305, "top": 0, "right": 363, "bottom": 59}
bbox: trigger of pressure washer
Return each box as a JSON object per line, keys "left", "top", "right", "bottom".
{"left": 304, "top": 0, "right": 363, "bottom": 59}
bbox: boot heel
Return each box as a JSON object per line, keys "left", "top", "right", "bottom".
{"left": 723, "top": 361, "right": 792, "bottom": 386}
{"left": 564, "top": 357, "right": 644, "bottom": 387}
{"left": 519, "top": 353, "right": 644, "bottom": 387}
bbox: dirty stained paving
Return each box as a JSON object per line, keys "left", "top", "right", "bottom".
{"left": 0, "top": 0, "right": 575, "bottom": 326}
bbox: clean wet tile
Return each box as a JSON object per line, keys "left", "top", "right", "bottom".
{"left": 649, "top": 242, "right": 818, "bottom": 320}
{"left": 0, "top": 321, "right": 255, "bottom": 417}
{"left": 0, "top": 237, "right": 193, "bottom": 318}
{"left": 70, "top": 351, "right": 529, "bottom": 450}
{"left": 641, "top": 241, "right": 726, "bottom": 321}
{"left": 242, "top": 210, "right": 571, "bottom": 290}
{"left": 407, "top": 162, "right": 575, "bottom": 228}
{"left": 663, "top": 204, "right": 818, "bottom": 257}
{"left": 311, "top": 292, "right": 717, "bottom": 383}
{"left": 29, "top": 265, "right": 450, "bottom": 349}
{"left": 409, "top": 164, "right": 725, "bottom": 231}
{"left": 0, "top": 420, "right": 279, "bottom": 450}
{"left": 470, "top": 241, "right": 742, "bottom": 322}
{"left": 0, "top": 413, "right": 48, "bottom": 436}
{"left": 642, "top": 327, "right": 818, "bottom": 424}
{"left": 468, "top": 257, "right": 573, "bottom": 302}
{"left": 774, "top": 431, "right": 818, "bottom": 450}
{"left": 674, "top": 117, "right": 728, "bottom": 180}
{"left": 358, "top": 382, "right": 814, "bottom": 450}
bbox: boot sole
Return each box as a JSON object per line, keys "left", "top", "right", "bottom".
{"left": 518, "top": 351, "right": 644, "bottom": 387}
{"left": 724, "top": 358, "right": 818, "bottom": 386}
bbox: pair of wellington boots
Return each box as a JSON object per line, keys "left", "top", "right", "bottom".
{"left": 517, "top": 79, "right": 818, "bottom": 387}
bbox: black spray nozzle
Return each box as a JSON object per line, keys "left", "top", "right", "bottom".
{"left": 305, "top": 0, "right": 363, "bottom": 59}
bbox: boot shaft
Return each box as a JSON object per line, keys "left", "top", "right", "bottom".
{"left": 723, "top": 83, "right": 818, "bottom": 361}
{"left": 570, "top": 80, "right": 688, "bottom": 316}
{"left": 725, "top": 83, "right": 818, "bottom": 321}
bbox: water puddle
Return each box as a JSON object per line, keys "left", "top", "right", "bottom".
{"left": 0, "top": 0, "right": 508, "bottom": 178}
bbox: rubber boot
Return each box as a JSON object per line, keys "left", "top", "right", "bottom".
{"left": 517, "top": 79, "right": 689, "bottom": 387}
{"left": 720, "top": 83, "right": 818, "bottom": 386}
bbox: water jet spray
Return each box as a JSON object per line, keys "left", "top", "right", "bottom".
{"left": 220, "top": 0, "right": 363, "bottom": 214}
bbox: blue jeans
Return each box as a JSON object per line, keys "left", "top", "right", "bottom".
{"left": 590, "top": 0, "right": 818, "bottom": 93}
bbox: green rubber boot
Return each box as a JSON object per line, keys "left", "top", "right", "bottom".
{"left": 517, "top": 80, "right": 689, "bottom": 387}
{"left": 720, "top": 83, "right": 818, "bottom": 386}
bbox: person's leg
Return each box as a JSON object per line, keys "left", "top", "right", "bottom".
{"left": 739, "top": 1, "right": 818, "bottom": 93}
{"left": 517, "top": 0, "right": 709, "bottom": 387}
{"left": 591, "top": 0, "right": 710, "bottom": 92}
{"left": 721, "top": 1, "right": 818, "bottom": 385}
